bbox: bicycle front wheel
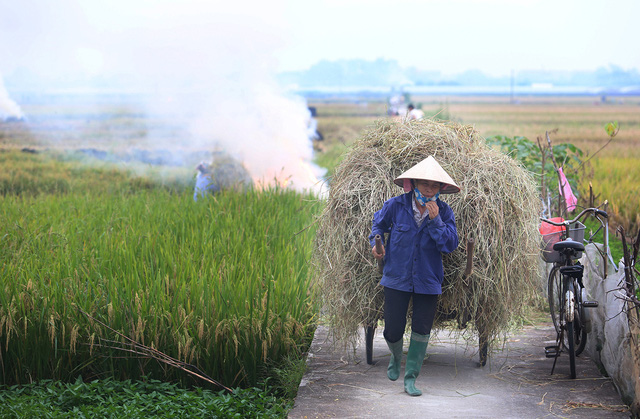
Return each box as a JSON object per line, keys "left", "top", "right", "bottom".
{"left": 548, "top": 266, "right": 563, "bottom": 336}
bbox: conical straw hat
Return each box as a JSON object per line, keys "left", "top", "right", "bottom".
{"left": 394, "top": 155, "right": 461, "bottom": 194}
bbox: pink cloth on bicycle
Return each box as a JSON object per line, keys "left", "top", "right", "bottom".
{"left": 558, "top": 167, "right": 577, "bottom": 212}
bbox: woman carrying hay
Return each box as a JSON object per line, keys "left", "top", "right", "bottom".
{"left": 369, "top": 156, "right": 460, "bottom": 396}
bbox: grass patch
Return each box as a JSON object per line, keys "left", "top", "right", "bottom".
{"left": 0, "top": 149, "right": 191, "bottom": 196}
{"left": 268, "top": 353, "right": 309, "bottom": 401}
{"left": 313, "top": 142, "right": 349, "bottom": 180}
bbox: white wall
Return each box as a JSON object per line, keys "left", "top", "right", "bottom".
{"left": 581, "top": 244, "right": 638, "bottom": 407}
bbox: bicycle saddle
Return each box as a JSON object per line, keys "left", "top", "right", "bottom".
{"left": 553, "top": 238, "right": 585, "bottom": 252}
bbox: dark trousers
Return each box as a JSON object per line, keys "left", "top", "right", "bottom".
{"left": 383, "top": 287, "right": 439, "bottom": 343}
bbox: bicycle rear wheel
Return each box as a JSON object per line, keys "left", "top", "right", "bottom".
{"left": 573, "top": 285, "right": 588, "bottom": 356}
{"left": 566, "top": 282, "right": 577, "bottom": 378}
{"left": 573, "top": 321, "right": 587, "bottom": 356}
{"left": 549, "top": 267, "right": 587, "bottom": 357}
{"left": 567, "top": 318, "right": 577, "bottom": 378}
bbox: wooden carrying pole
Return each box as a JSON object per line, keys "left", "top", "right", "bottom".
{"left": 375, "top": 234, "right": 384, "bottom": 274}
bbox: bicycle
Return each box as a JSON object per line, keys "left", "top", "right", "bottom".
{"left": 539, "top": 207, "right": 608, "bottom": 378}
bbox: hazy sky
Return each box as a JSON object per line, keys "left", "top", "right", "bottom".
{"left": 0, "top": 0, "right": 636, "bottom": 192}
{"left": 1, "top": 0, "right": 638, "bottom": 83}
{"left": 279, "top": 0, "right": 640, "bottom": 76}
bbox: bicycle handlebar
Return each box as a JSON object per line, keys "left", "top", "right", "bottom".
{"left": 540, "top": 207, "right": 608, "bottom": 226}
{"left": 594, "top": 209, "right": 608, "bottom": 218}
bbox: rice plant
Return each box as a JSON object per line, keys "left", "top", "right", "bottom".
{"left": 590, "top": 156, "right": 640, "bottom": 235}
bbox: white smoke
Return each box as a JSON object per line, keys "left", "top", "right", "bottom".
{"left": 0, "top": 75, "right": 24, "bottom": 120}
{"left": 187, "top": 80, "right": 326, "bottom": 193}
{"left": 0, "top": 0, "right": 326, "bottom": 194}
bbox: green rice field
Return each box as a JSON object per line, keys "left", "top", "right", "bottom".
{"left": 0, "top": 149, "right": 320, "bottom": 388}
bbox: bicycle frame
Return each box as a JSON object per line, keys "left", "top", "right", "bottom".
{"left": 541, "top": 207, "right": 606, "bottom": 378}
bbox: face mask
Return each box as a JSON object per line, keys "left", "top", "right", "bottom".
{"left": 414, "top": 188, "right": 439, "bottom": 206}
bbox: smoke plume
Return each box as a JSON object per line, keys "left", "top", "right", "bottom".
{"left": 0, "top": 1, "right": 326, "bottom": 194}
{"left": 0, "top": 75, "right": 24, "bottom": 120}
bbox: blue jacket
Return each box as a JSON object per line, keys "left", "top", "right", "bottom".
{"left": 369, "top": 192, "right": 459, "bottom": 294}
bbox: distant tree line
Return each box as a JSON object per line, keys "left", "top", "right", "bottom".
{"left": 279, "top": 59, "right": 640, "bottom": 89}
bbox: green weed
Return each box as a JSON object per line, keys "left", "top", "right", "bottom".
{"left": 0, "top": 378, "right": 289, "bottom": 418}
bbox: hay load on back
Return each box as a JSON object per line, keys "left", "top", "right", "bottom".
{"left": 315, "top": 118, "right": 541, "bottom": 362}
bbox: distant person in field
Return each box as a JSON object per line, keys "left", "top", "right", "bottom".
{"left": 307, "top": 106, "right": 323, "bottom": 141}
{"left": 388, "top": 93, "right": 404, "bottom": 116}
{"left": 369, "top": 156, "right": 460, "bottom": 396}
{"left": 407, "top": 104, "right": 424, "bottom": 120}
{"left": 194, "top": 162, "right": 219, "bottom": 201}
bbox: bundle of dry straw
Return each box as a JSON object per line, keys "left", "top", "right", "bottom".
{"left": 209, "top": 151, "right": 253, "bottom": 191}
{"left": 315, "top": 118, "right": 541, "bottom": 349}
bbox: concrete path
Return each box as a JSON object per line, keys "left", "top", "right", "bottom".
{"left": 289, "top": 321, "right": 630, "bottom": 418}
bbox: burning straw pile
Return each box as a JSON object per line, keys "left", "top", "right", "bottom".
{"left": 207, "top": 151, "right": 253, "bottom": 191}
{"left": 315, "top": 118, "right": 541, "bottom": 349}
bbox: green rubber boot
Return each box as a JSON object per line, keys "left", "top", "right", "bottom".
{"left": 385, "top": 338, "right": 403, "bottom": 381}
{"left": 404, "top": 332, "right": 430, "bottom": 396}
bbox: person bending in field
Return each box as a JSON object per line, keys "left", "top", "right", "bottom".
{"left": 194, "top": 162, "right": 219, "bottom": 201}
{"left": 369, "top": 156, "right": 460, "bottom": 396}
